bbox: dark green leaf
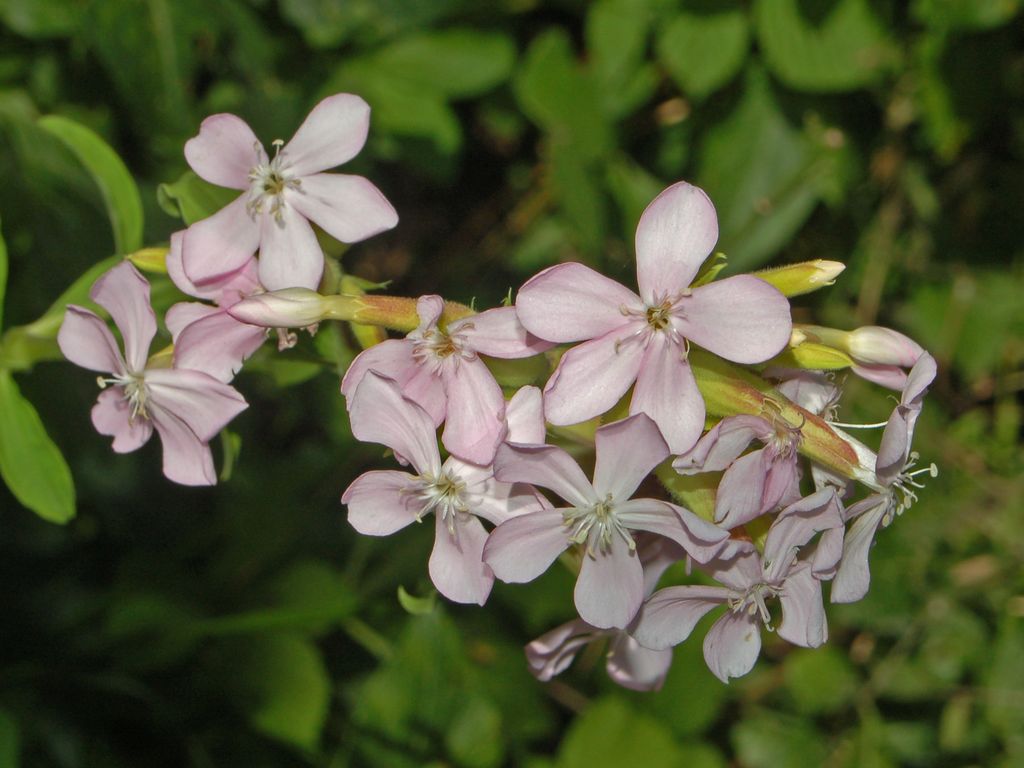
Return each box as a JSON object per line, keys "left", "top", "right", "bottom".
{"left": 0, "top": 710, "right": 18, "bottom": 768}
{"left": 657, "top": 1, "right": 749, "bottom": 100}
{"left": 0, "top": 0, "right": 84, "bottom": 38}
{"left": 0, "top": 370, "right": 75, "bottom": 523}
{"left": 557, "top": 697, "right": 684, "bottom": 768}
{"left": 38, "top": 115, "right": 144, "bottom": 254}
{"left": 157, "top": 170, "right": 239, "bottom": 226}
{"left": 783, "top": 646, "right": 859, "bottom": 714}
{"left": 0, "top": 218, "right": 7, "bottom": 332}
{"left": 586, "top": 0, "right": 659, "bottom": 118}
{"left": 731, "top": 710, "right": 829, "bottom": 768}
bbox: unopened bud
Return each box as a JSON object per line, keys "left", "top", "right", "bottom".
{"left": 771, "top": 342, "right": 854, "bottom": 371}
{"left": 228, "top": 289, "right": 359, "bottom": 327}
{"left": 127, "top": 247, "right": 169, "bottom": 274}
{"left": 752, "top": 260, "right": 845, "bottom": 297}
{"left": 846, "top": 326, "right": 923, "bottom": 367}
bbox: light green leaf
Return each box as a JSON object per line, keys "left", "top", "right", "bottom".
{"left": 157, "top": 170, "right": 239, "bottom": 225}
{"left": 605, "top": 155, "right": 665, "bottom": 238}
{"left": 912, "top": 0, "right": 1021, "bottom": 31}
{"left": 0, "top": 370, "right": 75, "bottom": 523}
{"left": 549, "top": 142, "right": 608, "bottom": 256}
{"left": 783, "top": 646, "right": 859, "bottom": 714}
{"left": 397, "top": 585, "right": 437, "bottom": 616}
{"left": 446, "top": 697, "right": 504, "bottom": 768}
{"left": 0, "top": 0, "right": 84, "bottom": 38}
{"left": 0, "top": 218, "right": 7, "bottom": 333}
{"left": 38, "top": 115, "right": 143, "bottom": 255}
{"left": 754, "top": 0, "right": 897, "bottom": 92}
{"left": 731, "top": 710, "right": 829, "bottom": 768}
{"left": 558, "top": 697, "right": 684, "bottom": 768}
{"left": 657, "top": 1, "right": 749, "bottom": 100}
{"left": 586, "top": 0, "right": 660, "bottom": 118}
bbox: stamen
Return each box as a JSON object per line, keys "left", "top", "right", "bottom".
{"left": 562, "top": 494, "right": 636, "bottom": 558}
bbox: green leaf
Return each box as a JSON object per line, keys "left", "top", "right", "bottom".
{"left": 783, "top": 646, "right": 859, "bottom": 714}
{"left": 446, "top": 697, "right": 504, "bottom": 768}
{"left": 912, "top": 0, "right": 1022, "bottom": 31}
{"left": 557, "top": 697, "right": 684, "bottom": 768}
{"left": 985, "top": 616, "right": 1024, "bottom": 756}
{"left": 397, "top": 585, "right": 438, "bottom": 616}
{"left": 0, "top": 218, "right": 7, "bottom": 332}
{"left": 697, "top": 68, "right": 838, "bottom": 271}
{"left": 38, "top": 115, "right": 143, "bottom": 255}
{"left": 605, "top": 155, "right": 665, "bottom": 238}
{"left": 220, "top": 634, "right": 330, "bottom": 750}
{"left": 0, "top": 710, "right": 18, "bottom": 768}
{"left": 0, "top": 370, "right": 75, "bottom": 523}
{"left": 731, "top": 710, "right": 829, "bottom": 768}
{"left": 157, "top": 170, "right": 239, "bottom": 226}
{"left": 514, "top": 28, "right": 614, "bottom": 161}
{"left": 373, "top": 29, "right": 516, "bottom": 99}
{"left": 657, "top": 1, "right": 750, "bottom": 100}
{"left": 0, "top": 0, "right": 85, "bottom": 38}
{"left": 586, "top": 0, "right": 660, "bottom": 118}
{"left": 549, "top": 141, "right": 608, "bottom": 256}
{"left": 754, "top": 0, "right": 897, "bottom": 92}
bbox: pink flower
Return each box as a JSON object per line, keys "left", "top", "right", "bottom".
{"left": 164, "top": 231, "right": 267, "bottom": 383}
{"left": 632, "top": 489, "right": 844, "bottom": 682}
{"left": 58, "top": 262, "right": 248, "bottom": 486}
{"left": 341, "top": 373, "right": 546, "bottom": 606}
{"left": 483, "top": 413, "right": 728, "bottom": 629}
{"left": 181, "top": 94, "right": 398, "bottom": 291}
{"left": 341, "top": 295, "right": 552, "bottom": 465}
{"left": 515, "top": 181, "right": 792, "bottom": 454}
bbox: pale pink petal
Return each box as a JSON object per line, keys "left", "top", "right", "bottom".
{"left": 148, "top": 407, "right": 217, "bottom": 486}
{"left": 402, "top": 363, "right": 446, "bottom": 426}
{"left": 903, "top": 352, "right": 937, "bottom": 405}
{"left": 634, "top": 181, "right": 718, "bottom": 302}
{"left": 182, "top": 196, "right": 260, "bottom": 286}
{"left": 606, "top": 634, "right": 673, "bottom": 691}
{"left": 184, "top": 113, "right": 263, "bottom": 190}
{"left": 90, "top": 262, "right": 157, "bottom": 373}
{"left": 143, "top": 368, "right": 248, "bottom": 442}
{"left": 414, "top": 295, "right": 445, "bottom": 331}
{"left": 493, "top": 443, "right": 595, "bottom": 508}
{"left": 453, "top": 307, "right": 554, "bottom": 359}
{"left": 483, "top": 508, "right": 570, "bottom": 583}
{"left": 847, "top": 326, "right": 924, "bottom": 367}
{"left": 631, "top": 585, "right": 728, "bottom": 650}
{"left": 813, "top": 527, "right": 845, "bottom": 580}
{"left": 775, "top": 371, "right": 839, "bottom": 416}
{"left": 347, "top": 371, "right": 440, "bottom": 476}
{"left": 58, "top": 306, "right": 125, "bottom": 375}
{"left": 165, "top": 302, "right": 219, "bottom": 339}
{"left": 526, "top": 620, "right": 595, "bottom": 682}
{"left": 715, "top": 450, "right": 769, "bottom": 528}
{"left": 617, "top": 500, "right": 728, "bottom": 563}
{"left": 703, "top": 610, "right": 761, "bottom": 683}
{"left": 258, "top": 204, "right": 323, "bottom": 290}
{"left": 515, "top": 262, "right": 642, "bottom": 343}
{"left": 283, "top": 93, "right": 371, "bottom": 177}
{"left": 851, "top": 363, "right": 907, "bottom": 390}
{"left": 341, "top": 340, "right": 416, "bottom": 400}
{"left": 429, "top": 514, "right": 494, "bottom": 606}
{"left": 673, "top": 415, "right": 768, "bottom": 474}
{"left": 831, "top": 498, "right": 887, "bottom": 604}
{"left": 288, "top": 173, "right": 397, "bottom": 244}
{"left": 778, "top": 565, "right": 827, "bottom": 648}
{"left": 575, "top": 536, "right": 644, "bottom": 629}
{"left": 630, "top": 335, "right": 704, "bottom": 454}
{"left": 543, "top": 327, "right": 646, "bottom": 426}
{"left": 677, "top": 275, "right": 792, "bottom": 364}
{"left": 440, "top": 357, "right": 506, "bottom": 465}
{"left": 173, "top": 309, "right": 267, "bottom": 383}
{"left": 167, "top": 231, "right": 221, "bottom": 301}
{"left": 705, "top": 540, "right": 762, "bottom": 592}
{"left": 91, "top": 387, "right": 152, "bottom": 452}
{"left": 342, "top": 469, "right": 422, "bottom": 535}
{"left": 593, "top": 414, "right": 669, "bottom": 501}
{"left": 762, "top": 454, "right": 802, "bottom": 514}
{"left": 505, "top": 386, "right": 546, "bottom": 444}
{"left": 762, "top": 488, "right": 844, "bottom": 583}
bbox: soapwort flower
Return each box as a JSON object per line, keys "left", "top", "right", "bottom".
{"left": 515, "top": 181, "right": 792, "bottom": 453}
{"left": 181, "top": 94, "right": 398, "bottom": 291}
{"left": 58, "top": 262, "right": 248, "bottom": 485}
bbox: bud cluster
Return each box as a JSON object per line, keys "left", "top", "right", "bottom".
{"left": 57, "top": 95, "right": 937, "bottom": 687}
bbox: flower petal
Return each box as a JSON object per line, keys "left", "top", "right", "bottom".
{"left": 165, "top": 302, "right": 219, "bottom": 339}
{"left": 182, "top": 195, "right": 260, "bottom": 287}
{"left": 184, "top": 113, "right": 263, "bottom": 190}
{"left": 593, "top": 414, "right": 669, "bottom": 501}
{"left": 618, "top": 500, "right": 728, "bottom": 563}
{"left": 429, "top": 513, "right": 494, "bottom": 606}
{"left": 288, "top": 173, "right": 397, "bottom": 244}
{"left": 91, "top": 387, "right": 153, "bottom": 452}
{"left": 526, "top": 619, "right": 595, "bottom": 682}
{"left": 505, "top": 386, "right": 546, "bottom": 444}
{"left": 677, "top": 275, "right": 792, "bottom": 364}
{"left": 58, "top": 306, "right": 125, "bottom": 375}
{"left": 714, "top": 450, "right": 769, "bottom": 528}
{"left": 631, "top": 585, "right": 728, "bottom": 650}
{"left": 342, "top": 469, "right": 421, "bottom": 535}
{"left": 284, "top": 93, "right": 370, "bottom": 176}
{"left": 630, "top": 335, "right": 705, "bottom": 454}
{"left": 167, "top": 230, "right": 262, "bottom": 302}
{"left": 575, "top": 535, "right": 644, "bottom": 629}
{"left": 149, "top": 407, "right": 217, "bottom": 486}
{"left": 90, "top": 262, "right": 157, "bottom": 373}
{"left": 703, "top": 611, "right": 761, "bottom": 683}
{"left": 453, "top": 306, "right": 554, "bottom": 359}
{"left": 493, "top": 443, "right": 595, "bottom": 508}
{"left": 543, "top": 327, "right": 645, "bottom": 426}
{"left": 483, "top": 508, "right": 570, "bottom": 583}
{"left": 440, "top": 357, "right": 506, "bottom": 465}
{"left": 672, "top": 415, "right": 768, "bottom": 474}
{"left": 172, "top": 309, "right": 267, "bottom": 383}
{"left": 634, "top": 181, "right": 718, "bottom": 302}
{"left": 606, "top": 634, "right": 674, "bottom": 691}
{"left": 778, "top": 564, "right": 827, "bottom": 648}
{"left": 515, "top": 262, "right": 642, "bottom": 343}
{"left": 830, "top": 498, "right": 887, "bottom": 604}
{"left": 762, "top": 488, "right": 844, "bottom": 583}
{"left": 347, "top": 371, "right": 441, "bottom": 476}
{"left": 144, "top": 368, "right": 248, "bottom": 442}
{"left": 258, "top": 203, "right": 323, "bottom": 290}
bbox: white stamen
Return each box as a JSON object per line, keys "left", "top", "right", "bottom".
{"left": 562, "top": 494, "right": 636, "bottom": 557}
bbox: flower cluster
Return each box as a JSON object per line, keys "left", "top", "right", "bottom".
{"left": 58, "top": 96, "right": 937, "bottom": 687}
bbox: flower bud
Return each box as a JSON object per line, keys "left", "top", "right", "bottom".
{"left": 228, "top": 289, "right": 359, "bottom": 327}
{"left": 845, "top": 326, "right": 923, "bottom": 367}
{"left": 127, "top": 247, "right": 169, "bottom": 274}
{"left": 752, "top": 260, "right": 845, "bottom": 297}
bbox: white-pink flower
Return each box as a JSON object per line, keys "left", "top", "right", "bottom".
{"left": 341, "top": 373, "right": 547, "bottom": 606}
{"left": 515, "top": 181, "right": 792, "bottom": 454}
{"left": 181, "top": 94, "right": 398, "bottom": 291}
{"left": 341, "top": 295, "right": 552, "bottom": 465}
{"left": 58, "top": 262, "right": 248, "bottom": 486}
{"left": 483, "top": 413, "right": 728, "bottom": 630}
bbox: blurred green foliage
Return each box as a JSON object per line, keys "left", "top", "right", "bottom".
{"left": 1, "top": 0, "right": 1023, "bottom": 765}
